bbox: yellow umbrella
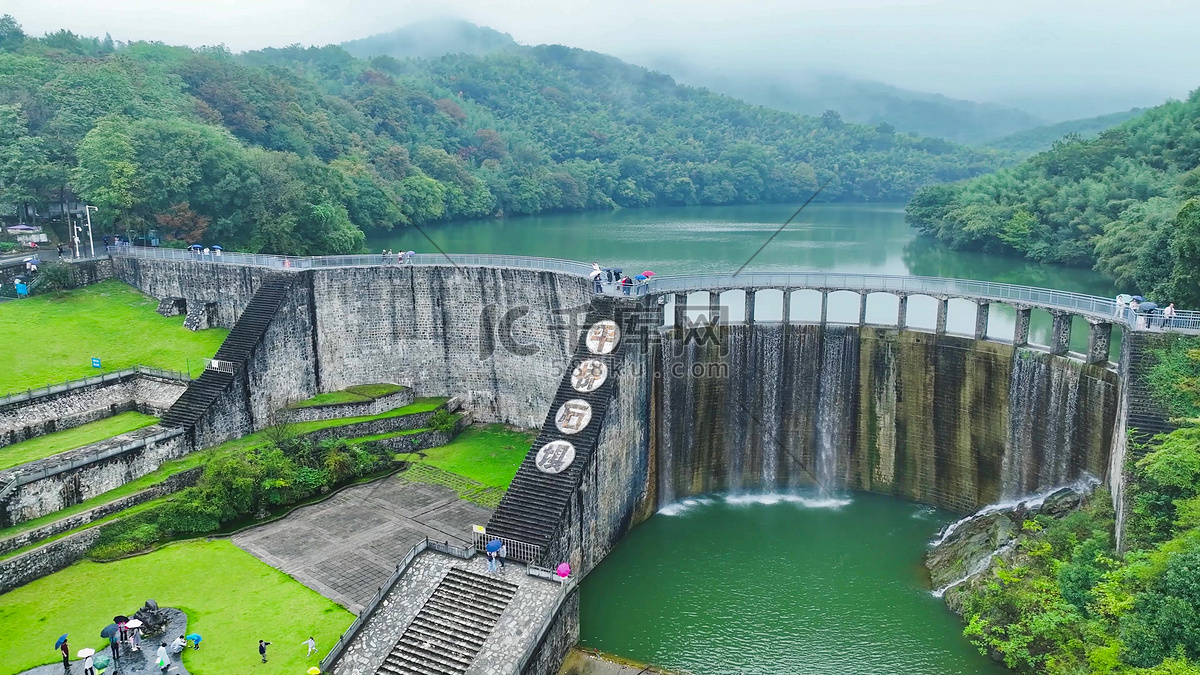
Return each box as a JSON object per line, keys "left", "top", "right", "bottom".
{"left": 307, "top": 668, "right": 321, "bottom": 675}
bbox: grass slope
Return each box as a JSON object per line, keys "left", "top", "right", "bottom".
{"left": 0, "top": 280, "right": 227, "bottom": 395}
{"left": 0, "top": 411, "right": 158, "bottom": 471}
{"left": 0, "top": 540, "right": 352, "bottom": 674}
{"left": 419, "top": 423, "right": 536, "bottom": 487}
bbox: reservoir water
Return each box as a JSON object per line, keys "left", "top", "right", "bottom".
{"left": 369, "top": 203, "right": 1114, "bottom": 672}
{"left": 368, "top": 203, "right": 1117, "bottom": 351}
{"left": 578, "top": 494, "right": 1010, "bottom": 675}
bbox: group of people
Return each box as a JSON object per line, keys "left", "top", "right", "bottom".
{"left": 589, "top": 263, "right": 653, "bottom": 296}
{"left": 57, "top": 628, "right": 317, "bottom": 671}
{"left": 1116, "top": 294, "right": 1180, "bottom": 330}
{"left": 381, "top": 249, "right": 416, "bottom": 264}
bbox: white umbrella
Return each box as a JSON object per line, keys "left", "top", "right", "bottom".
{"left": 125, "top": 619, "right": 143, "bottom": 628}
{"left": 77, "top": 648, "right": 95, "bottom": 658}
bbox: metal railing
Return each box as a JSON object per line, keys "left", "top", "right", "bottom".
{"left": 204, "top": 359, "right": 235, "bottom": 374}
{"left": 318, "top": 536, "right": 475, "bottom": 673}
{"left": 639, "top": 272, "right": 1200, "bottom": 333}
{"left": 108, "top": 246, "right": 594, "bottom": 277}
{"left": 473, "top": 530, "right": 544, "bottom": 565}
{"left": 0, "top": 366, "right": 191, "bottom": 408}
{"left": 104, "top": 246, "right": 1200, "bottom": 333}
{"left": 0, "top": 427, "right": 185, "bottom": 502}
{"left": 516, "top": 575, "right": 578, "bottom": 674}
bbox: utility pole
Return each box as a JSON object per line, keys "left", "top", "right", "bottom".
{"left": 84, "top": 205, "right": 97, "bottom": 258}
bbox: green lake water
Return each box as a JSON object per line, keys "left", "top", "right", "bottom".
{"left": 367, "top": 203, "right": 1118, "bottom": 350}
{"left": 578, "top": 493, "right": 1010, "bottom": 675}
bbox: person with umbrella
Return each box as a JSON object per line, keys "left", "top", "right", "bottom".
{"left": 78, "top": 647, "right": 96, "bottom": 675}
{"left": 486, "top": 539, "right": 503, "bottom": 573}
{"left": 56, "top": 634, "right": 69, "bottom": 670}
{"left": 101, "top": 623, "right": 121, "bottom": 665}
{"left": 126, "top": 618, "right": 143, "bottom": 652}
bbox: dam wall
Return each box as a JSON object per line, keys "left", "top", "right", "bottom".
{"left": 649, "top": 324, "right": 1119, "bottom": 514}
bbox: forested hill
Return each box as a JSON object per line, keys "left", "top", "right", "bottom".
{"left": 982, "top": 107, "right": 1145, "bottom": 154}
{"left": 906, "top": 91, "right": 1200, "bottom": 306}
{"left": 0, "top": 17, "right": 1003, "bottom": 255}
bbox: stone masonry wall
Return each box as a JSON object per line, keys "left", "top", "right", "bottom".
{"left": 0, "top": 467, "right": 202, "bottom": 557}
{"left": 112, "top": 257, "right": 274, "bottom": 328}
{"left": 285, "top": 387, "right": 414, "bottom": 423}
{"left": 309, "top": 266, "right": 592, "bottom": 428}
{"left": 3, "top": 432, "right": 188, "bottom": 526}
{"left": 0, "top": 526, "right": 101, "bottom": 594}
{"left": 520, "top": 588, "right": 580, "bottom": 675}
{"left": 0, "top": 375, "right": 186, "bottom": 449}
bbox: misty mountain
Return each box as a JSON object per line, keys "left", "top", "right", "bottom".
{"left": 341, "top": 18, "right": 517, "bottom": 60}
{"left": 982, "top": 108, "right": 1146, "bottom": 154}
{"left": 643, "top": 63, "right": 1046, "bottom": 146}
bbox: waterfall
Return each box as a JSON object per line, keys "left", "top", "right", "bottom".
{"left": 932, "top": 540, "right": 1017, "bottom": 598}
{"left": 1002, "top": 350, "right": 1084, "bottom": 498}
{"left": 932, "top": 475, "right": 1099, "bottom": 547}
{"left": 815, "top": 328, "right": 849, "bottom": 493}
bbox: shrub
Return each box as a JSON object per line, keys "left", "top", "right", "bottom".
{"left": 0, "top": 241, "right": 15, "bottom": 252}
{"left": 431, "top": 409, "right": 456, "bottom": 433}
{"left": 36, "top": 261, "right": 75, "bottom": 292}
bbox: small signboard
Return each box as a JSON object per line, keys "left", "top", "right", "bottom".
{"left": 91, "top": 357, "right": 101, "bottom": 369}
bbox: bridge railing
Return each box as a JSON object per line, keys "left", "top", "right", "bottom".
{"left": 0, "top": 365, "right": 190, "bottom": 409}
{"left": 106, "top": 246, "right": 1200, "bottom": 332}
{"left": 640, "top": 272, "right": 1200, "bottom": 332}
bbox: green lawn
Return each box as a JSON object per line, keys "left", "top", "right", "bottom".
{"left": 0, "top": 540, "right": 352, "bottom": 675}
{"left": 289, "top": 383, "right": 406, "bottom": 408}
{"left": 344, "top": 383, "right": 404, "bottom": 398}
{"left": 0, "top": 411, "right": 158, "bottom": 471}
{"left": 0, "top": 280, "right": 228, "bottom": 395}
{"left": 418, "top": 423, "right": 536, "bottom": 487}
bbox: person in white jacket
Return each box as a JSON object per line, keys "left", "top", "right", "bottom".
{"left": 156, "top": 642, "right": 170, "bottom": 673}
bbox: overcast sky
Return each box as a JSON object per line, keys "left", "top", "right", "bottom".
{"left": 7, "top": 0, "right": 1196, "bottom": 111}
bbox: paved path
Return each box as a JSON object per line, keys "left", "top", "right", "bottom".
{"left": 21, "top": 609, "right": 191, "bottom": 675}
{"left": 232, "top": 474, "right": 492, "bottom": 614}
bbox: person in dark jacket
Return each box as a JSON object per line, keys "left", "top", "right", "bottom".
{"left": 259, "top": 639, "right": 272, "bottom": 663}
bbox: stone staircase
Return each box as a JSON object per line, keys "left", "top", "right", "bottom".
{"left": 1124, "top": 332, "right": 1176, "bottom": 447}
{"left": 160, "top": 275, "right": 293, "bottom": 429}
{"left": 376, "top": 567, "right": 518, "bottom": 675}
{"left": 485, "top": 296, "right": 629, "bottom": 561}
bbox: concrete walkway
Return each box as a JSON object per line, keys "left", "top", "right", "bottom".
{"left": 232, "top": 473, "right": 492, "bottom": 613}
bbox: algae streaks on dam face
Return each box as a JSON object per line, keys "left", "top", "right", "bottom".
{"left": 650, "top": 324, "right": 1117, "bottom": 514}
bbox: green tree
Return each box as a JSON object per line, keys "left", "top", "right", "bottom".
{"left": 1169, "top": 199, "right": 1200, "bottom": 308}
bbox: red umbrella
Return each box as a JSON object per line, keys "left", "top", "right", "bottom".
{"left": 642, "top": 271, "right": 655, "bottom": 276}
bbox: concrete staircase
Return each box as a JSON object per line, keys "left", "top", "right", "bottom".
{"left": 160, "top": 275, "right": 293, "bottom": 429}
{"left": 376, "top": 567, "right": 517, "bottom": 675}
{"left": 485, "top": 297, "right": 629, "bottom": 560}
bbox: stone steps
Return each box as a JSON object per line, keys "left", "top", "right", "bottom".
{"left": 376, "top": 567, "right": 517, "bottom": 675}
{"left": 160, "top": 275, "right": 293, "bottom": 430}
{"left": 484, "top": 296, "right": 637, "bottom": 559}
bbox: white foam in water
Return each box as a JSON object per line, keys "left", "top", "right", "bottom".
{"left": 657, "top": 492, "right": 852, "bottom": 515}
{"left": 657, "top": 497, "right": 716, "bottom": 516}
{"left": 930, "top": 474, "right": 1100, "bottom": 547}
{"left": 724, "top": 493, "right": 852, "bottom": 509}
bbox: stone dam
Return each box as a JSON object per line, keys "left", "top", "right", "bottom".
{"left": 3, "top": 248, "right": 1184, "bottom": 675}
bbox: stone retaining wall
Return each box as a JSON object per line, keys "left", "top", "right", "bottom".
{"left": 2, "top": 429, "right": 188, "bottom": 527}
{"left": 0, "top": 526, "right": 101, "bottom": 594}
{"left": 0, "top": 375, "right": 186, "bottom": 449}
{"left": 520, "top": 588, "right": 580, "bottom": 675}
{"left": 0, "top": 467, "right": 203, "bottom": 557}
{"left": 286, "top": 387, "right": 414, "bottom": 423}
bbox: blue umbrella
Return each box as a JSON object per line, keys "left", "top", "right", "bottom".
{"left": 100, "top": 623, "right": 119, "bottom": 639}
{"left": 1132, "top": 295, "right": 1145, "bottom": 302}
{"left": 55, "top": 634, "right": 68, "bottom": 649}
{"left": 486, "top": 539, "right": 503, "bottom": 553}
{"left": 189, "top": 244, "right": 203, "bottom": 250}
{"left": 210, "top": 245, "right": 223, "bottom": 251}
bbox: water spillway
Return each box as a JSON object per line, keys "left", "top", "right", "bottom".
{"left": 652, "top": 324, "right": 1118, "bottom": 514}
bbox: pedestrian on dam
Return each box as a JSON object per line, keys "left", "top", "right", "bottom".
{"left": 156, "top": 642, "right": 169, "bottom": 673}
{"left": 259, "top": 639, "right": 272, "bottom": 663}
{"left": 487, "top": 549, "right": 498, "bottom": 573}
{"left": 59, "top": 639, "right": 70, "bottom": 670}
{"left": 303, "top": 636, "right": 318, "bottom": 657}
{"left": 497, "top": 542, "right": 507, "bottom": 571}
